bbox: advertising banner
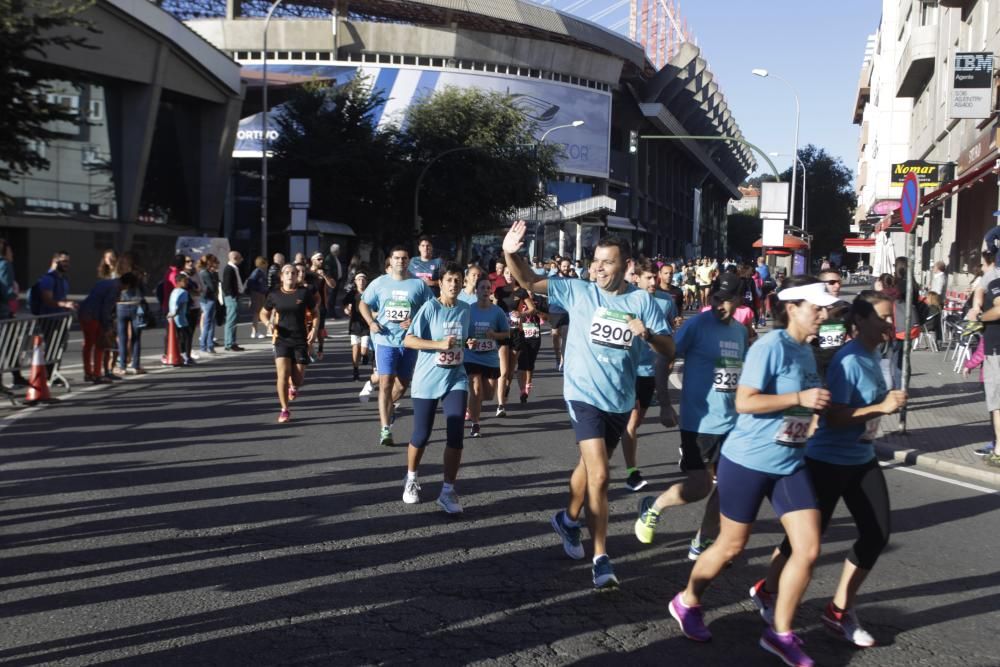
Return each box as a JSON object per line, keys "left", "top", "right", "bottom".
{"left": 950, "top": 52, "right": 994, "bottom": 120}
{"left": 236, "top": 63, "right": 612, "bottom": 178}
{"left": 891, "top": 161, "right": 941, "bottom": 188}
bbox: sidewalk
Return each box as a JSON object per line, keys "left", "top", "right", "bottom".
{"left": 873, "top": 343, "right": 1000, "bottom": 486}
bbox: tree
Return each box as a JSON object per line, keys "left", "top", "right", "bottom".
{"left": 269, "top": 75, "right": 407, "bottom": 242}
{"left": 787, "top": 144, "right": 855, "bottom": 261}
{"left": 727, "top": 210, "right": 761, "bottom": 260}
{"left": 404, "top": 87, "right": 559, "bottom": 256}
{"left": 0, "top": 0, "right": 96, "bottom": 203}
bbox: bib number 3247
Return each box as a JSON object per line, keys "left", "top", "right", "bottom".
{"left": 776, "top": 407, "right": 813, "bottom": 446}
{"left": 590, "top": 308, "right": 635, "bottom": 349}
{"left": 384, "top": 299, "right": 411, "bottom": 323}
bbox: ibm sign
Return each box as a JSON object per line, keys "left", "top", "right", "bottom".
{"left": 951, "top": 52, "right": 994, "bottom": 120}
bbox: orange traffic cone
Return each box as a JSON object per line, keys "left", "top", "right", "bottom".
{"left": 164, "top": 319, "right": 183, "bottom": 367}
{"left": 24, "top": 335, "right": 52, "bottom": 403}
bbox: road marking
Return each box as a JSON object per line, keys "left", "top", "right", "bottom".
{"left": 881, "top": 462, "right": 997, "bottom": 494}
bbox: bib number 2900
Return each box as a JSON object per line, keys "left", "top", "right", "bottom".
{"left": 590, "top": 308, "right": 634, "bottom": 349}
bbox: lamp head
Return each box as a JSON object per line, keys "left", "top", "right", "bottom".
{"left": 571, "top": 120, "right": 585, "bottom": 127}
{"left": 752, "top": 68, "right": 769, "bottom": 77}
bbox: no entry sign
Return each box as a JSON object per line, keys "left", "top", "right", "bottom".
{"left": 900, "top": 171, "right": 920, "bottom": 233}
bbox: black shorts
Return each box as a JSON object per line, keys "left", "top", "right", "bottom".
{"left": 635, "top": 376, "right": 656, "bottom": 409}
{"left": 464, "top": 362, "right": 500, "bottom": 379}
{"left": 567, "top": 400, "right": 629, "bottom": 452}
{"left": 516, "top": 340, "right": 540, "bottom": 371}
{"left": 679, "top": 430, "right": 726, "bottom": 472}
{"left": 548, "top": 312, "right": 569, "bottom": 329}
{"left": 274, "top": 340, "right": 311, "bottom": 365}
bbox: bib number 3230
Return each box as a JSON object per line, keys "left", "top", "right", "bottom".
{"left": 590, "top": 308, "right": 635, "bottom": 349}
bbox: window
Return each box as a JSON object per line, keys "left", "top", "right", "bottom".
{"left": 919, "top": 1, "right": 936, "bottom": 27}
{"left": 88, "top": 99, "right": 103, "bottom": 122}
{"left": 47, "top": 93, "right": 79, "bottom": 112}
{"left": 82, "top": 145, "right": 103, "bottom": 166}
{"left": 26, "top": 140, "right": 46, "bottom": 159}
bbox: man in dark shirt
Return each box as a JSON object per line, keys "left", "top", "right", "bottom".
{"left": 267, "top": 253, "right": 285, "bottom": 291}
{"left": 221, "top": 251, "right": 245, "bottom": 351}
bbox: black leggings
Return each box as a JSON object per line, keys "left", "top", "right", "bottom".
{"left": 410, "top": 390, "right": 467, "bottom": 450}
{"left": 779, "top": 456, "right": 890, "bottom": 570}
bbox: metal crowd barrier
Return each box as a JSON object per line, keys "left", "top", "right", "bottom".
{"left": 0, "top": 312, "right": 75, "bottom": 405}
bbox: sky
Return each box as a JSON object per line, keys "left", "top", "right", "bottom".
{"left": 536, "top": 0, "right": 883, "bottom": 180}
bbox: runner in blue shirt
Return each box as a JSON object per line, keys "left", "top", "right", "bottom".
{"left": 759, "top": 291, "right": 906, "bottom": 648}
{"left": 409, "top": 236, "right": 443, "bottom": 297}
{"left": 635, "top": 273, "right": 748, "bottom": 562}
{"left": 457, "top": 264, "right": 482, "bottom": 306}
{"left": 547, "top": 257, "right": 574, "bottom": 371}
{"left": 464, "top": 275, "right": 510, "bottom": 438}
{"left": 359, "top": 246, "right": 434, "bottom": 446}
{"left": 669, "top": 276, "right": 837, "bottom": 667}
{"left": 503, "top": 220, "right": 675, "bottom": 590}
{"left": 401, "top": 262, "right": 475, "bottom": 514}
{"left": 619, "top": 259, "right": 676, "bottom": 492}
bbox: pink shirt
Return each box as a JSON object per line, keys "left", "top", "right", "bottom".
{"left": 700, "top": 304, "right": 755, "bottom": 327}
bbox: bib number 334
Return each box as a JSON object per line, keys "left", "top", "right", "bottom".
{"left": 590, "top": 308, "right": 635, "bottom": 349}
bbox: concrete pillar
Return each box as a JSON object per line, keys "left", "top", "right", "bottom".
{"left": 198, "top": 87, "right": 245, "bottom": 236}
{"left": 226, "top": 0, "right": 242, "bottom": 19}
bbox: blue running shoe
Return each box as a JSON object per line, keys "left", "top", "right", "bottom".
{"left": 592, "top": 555, "right": 619, "bottom": 590}
{"left": 550, "top": 510, "right": 584, "bottom": 559}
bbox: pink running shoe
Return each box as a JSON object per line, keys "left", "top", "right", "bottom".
{"left": 278, "top": 409, "right": 290, "bottom": 423}
{"left": 288, "top": 386, "right": 299, "bottom": 401}
{"left": 760, "top": 627, "right": 814, "bottom": 667}
{"left": 669, "top": 592, "right": 711, "bottom": 642}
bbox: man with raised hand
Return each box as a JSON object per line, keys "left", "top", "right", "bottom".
{"left": 503, "top": 220, "right": 674, "bottom": 590}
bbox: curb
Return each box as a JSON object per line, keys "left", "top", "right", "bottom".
{"left": 874, "top": 442, "right": 1000, "bottom": 488}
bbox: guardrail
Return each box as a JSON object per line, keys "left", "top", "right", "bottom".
{"left": 0, "top": 312, "right": 74, "bottom": 405}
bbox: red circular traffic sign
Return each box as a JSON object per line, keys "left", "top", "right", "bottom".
{"left": 900, "top": 171, "right": 920, "bottom": 233}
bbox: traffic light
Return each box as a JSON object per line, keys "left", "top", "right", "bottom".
{"left": 629, "top": 130, "right": 639, "bottom": 154}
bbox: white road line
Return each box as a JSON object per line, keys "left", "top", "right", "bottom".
{"left": 881, "top": 462, "right": 997, "bottom": 495}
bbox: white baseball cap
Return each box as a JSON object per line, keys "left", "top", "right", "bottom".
{"left": 777, "top": 282, "right": 840, "bottom": 307}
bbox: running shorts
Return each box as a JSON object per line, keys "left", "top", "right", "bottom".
{"left": 376, "top": 345, "right": 417, "bottom": 379}
{"left": 548, "top": 312, "right": 569, "bottom": 329}
{"left": 274, "top": 340, "right": 311, "bottom": 365}
{"left": 516, "top": 340, "right": 540, "bottom": 371}
{"left": 679, "top": 430, "right": 726, "bottom": 472}
{"left": 716, "top": 455, "right": 817, "bottom": 524}
{"left": 350, "top": 334, "right": 371, "bottom": 348}
{"left": 635, "top": 376, "right": 656, "bottom": 409}
{"left": 566, "top": 400, "right": 629, "bottom": 453}
{"left": 464, "top": 362, "right": 500, "bottom": 379}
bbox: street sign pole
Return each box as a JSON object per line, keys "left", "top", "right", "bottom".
{"left": 898, "top": 171, "right": 920, "bottom": 434}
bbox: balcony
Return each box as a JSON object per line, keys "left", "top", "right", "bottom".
{"left": 938, "top": 0, "right": 972, "bottom": 7}
{"left": 896, "top": 25, "right": 938, "bottom": 98}
{"left": 853, "top": 60, "right": 872, "bottom": 124}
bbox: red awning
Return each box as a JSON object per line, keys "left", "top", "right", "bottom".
{"left": 843, "top": 237, "right": 875, "bottom": 247}
{"left": 753, "top": 234, "right": 809, "bottom": 250}
{"left": 765, "top": 249, "right": 791, "bottom": 256}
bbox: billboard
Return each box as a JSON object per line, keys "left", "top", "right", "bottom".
{"left": 891, "top": 161, "right": 941, "bottom": 188}
{"left": 950, "top": 52, "right": 994, "bottom": 120}
{"left": 235, "top": 63, "right": 612, "bottom": 178}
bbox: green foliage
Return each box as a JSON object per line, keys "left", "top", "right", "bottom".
{"left": 784, "top": 144, "right": 855, "bottom": 260}
{"left": 727, "top": 211, "right": 762, "bottom": 259}
{"left": 0, "top": 0, "right": 96, "bottom": 193}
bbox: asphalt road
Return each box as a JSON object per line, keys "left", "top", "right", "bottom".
{"left": 2, "top": 319, "right": 999, "bottom": 666}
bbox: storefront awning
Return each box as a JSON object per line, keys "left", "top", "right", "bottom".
{"left": 753, "top": 235, "right": 809, "bottom": 250}
{"left": 283, "top": 219, "right": 356, "bottom": 237}
{"left": 875, "top": 158, "right": 998, "bottom": 232}
{"left": 606, "top": 215, "right": 636, "bottom": 231}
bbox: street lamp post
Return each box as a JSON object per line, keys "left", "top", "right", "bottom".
{"left": 753, "top": 69, "right": 800, "bottom": 228}
{"left": 260, "top": 0, "right": 284, "bottom": 262}
{"left": 534, "top": 121, "right": 584, "bottom": 259}
{"left": 769, "top": 152, "right": 807, "bottom": 233}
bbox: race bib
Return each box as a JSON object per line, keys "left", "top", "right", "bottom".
{"left": 473, "top": 338, "right": 496, "bottom": 352}
{"left": 861, "top": 417, "right": 880, "bottom": 442}
{"left": 818, "top": 323, "right": 846, "bottom": 349}
{"left": 437, "top": 348, "right": 464, "bottom": 367}
{"left": 522, "top": 322, "right": 540, "bottom": 339}
{"left": 776, "top": 407, "right": 813, "bottom": 446}
{"left": 384, "top": 299, "right": 411, "bottom": 323}
{"left": 712, "top": 358, "right": 742, "bottom": 392}
{"left": 590, "top": 308, "right": 635, "bottom": 349}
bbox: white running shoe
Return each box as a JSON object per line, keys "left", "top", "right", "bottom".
{"left": 822, "top": 604, "right": 876, "bottom": 648}
{"left": 402, "top": 477, "right": 421, "bottom": 504}
{"left": 359, "top": 380, "right": 374, "bottom": 402}
{"left": 436, "top": 489, "right": 463, "bottom": 514}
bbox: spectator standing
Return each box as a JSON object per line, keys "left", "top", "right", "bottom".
{"left": 221, "top": 251, "right": 245, "bottom": 351}
{"left": 323, "top": 243, "right": 344, "bottom": 318}
{"left": 97, "top": 249, "right": 118, "bottom": 279}
{"left": 181, "top": 256, "right": 201, "bottom": 361}
{"left": 159, "top": 255, "right": 185, "bottom": 314}
{"left": 247, "top": 256, "right": 269, "bottom": 339}
{"left": 167, "top": 273, "right": 194, "bottom": 365}
{"left": 113, "top": 273, "right": 145, "bottom": 376}
{"left": 197, "top": 255, "right": 220, "bottom": 354}
{"left": 79, "top": 275, "right": 122, "bottom": 383}
{"left": 930, "top": 261, "right": 948, "bottom": 298}
{"left": 31, "top": 251, "right": 78, "bottom": 316}
{"left": 267, "top": 253, "right": 285, "bottom": 291}
{"left": 0, "top": 239, "right": 28, "bottom": 387}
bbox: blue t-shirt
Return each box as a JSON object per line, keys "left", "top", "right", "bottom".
{"left": 806, "top": 340, "right": 886, "bottom": 466}
{"left": 409, "top": 257, "right": 442, "bottom": 283}
{"left": 548, "top": 280, "right": 670, "bottom": 414}
{"left": 548, "top": 275, "right": 568, "bottom": 313}
{"left": 168, "top": 287, "right": 190, "bottom": 328}
{"left": 756, "top": 264, "right": 771, "bottom": 282}
{"left": 35, "top": 269, "right": 69, "bottom": 315}
{"left": 409, "top": 299, "right": 471, "bottom": 399}
{"left": 361, "top": 274, "right": 433, "bottom": 349}
{"left": 457, "top": 290, "right": 477, "bottom": 306}
{"left": 637, "top": 291, "right": 677, "bottom": 377}
{"left": 675, "top": 311, "right": 748, "bottom": 435}
{"left": 672, "top": 271, "right": 685, "bottom": 287}
{"left": 721, "top": 329, "right": 823, "bottom": 474}
{"left": 79, "top": 279, "right": 120, "bottom": 327}
{"left": 465, "top": 302, "right": 510, "bottom": 367}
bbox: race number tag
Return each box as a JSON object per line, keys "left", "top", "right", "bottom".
{"left": 776, "top": 407, "right": 813, "bottom": 446}
{"left": 473, "top": 338, "right": 496, "bottom": 352}
{"left": 384, "top": 299, "right": 411, "bottom": 323}
{"left": 522, "top": 322, "right": 540, "bottom": 339}
{"left": 437, "top": 348, "right": 464, "bottom": 367}
{"left": 861, "top": 417, "right": 880, "bottom": 442}
{"left": 818, "top": 323, "right": 846, "bottom": 349}
{"left": 590, "top": 308, "right": 635, "bottom": 349}
{"left": 712, "top": 358, "right": 742, "bottom": 392}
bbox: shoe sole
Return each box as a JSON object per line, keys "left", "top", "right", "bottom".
{"left": 758, "top": 636, "right": 809, "bottom": 667}
{"left": 550, "top": 514, "right": 585, "bottom": 560}
{"left": 634, "top": 518, "right": 655, "bottom": 544}
{"left": 593, "top": 575, "right": 619, "bottom": 591}
{"left": 669, "top": 600, "right": 711, "bottom": 642}
{"left": 626, "top": 479, "right": 648, "bottom": 491}
{"left": 820, "top": 615, "right": 876, "bottom": 648}
{"left": 402, "top": 495, "right": 419, "bottom": 504}
{"left": 436, "top": 498, "right": 463, "bottom": 514}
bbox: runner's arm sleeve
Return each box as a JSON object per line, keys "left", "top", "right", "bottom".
{"left": 737, "top": 337, "right": 776, "bottom": 392}
{"left": 546, "top": 276, "right": 572, "bottom": 311}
